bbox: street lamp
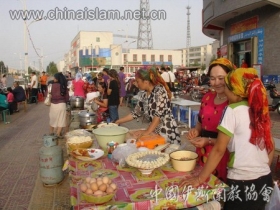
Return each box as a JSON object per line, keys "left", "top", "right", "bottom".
{"left": 14, "top": 53, "right": 23, "bottom": 76}
{"left": 91, "top": 44, "right": 93, "bottom": 71}
{"left": 36, "top": 48, "right": 44, "bottom": 72}
{"left": 18, "top": 0, "right": 42, "bottom": 76}
{"left": 126, "top": 40, "right": 136, "bottom": 73}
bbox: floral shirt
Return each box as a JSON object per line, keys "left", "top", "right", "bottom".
{"left": 131, "top": 85, "right": 180, "bottom": 144}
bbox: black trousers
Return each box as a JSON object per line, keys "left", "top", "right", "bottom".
{"left": 29, "top": 88, "right": 38, "bottom": 103}
{"left": 224, "top": 173, "right": 273, "bottom": 210}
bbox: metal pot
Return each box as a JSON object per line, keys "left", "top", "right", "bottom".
{"left": 70, "top": 96, "right": 84, "bottom": 109}
{"left": 78, "top": 110, "right": 97, "bottom": 127}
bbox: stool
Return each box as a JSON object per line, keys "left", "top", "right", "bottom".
{"left": 18, "top": 100, "right": 27, "bottom": 112}
{"left": 172, "top": 106, "right": 178, "bottom": 120}
{"left": 180, "top": 107, "right": 189, "bottom": 123}
{"left": 31, "top": 96, "right": 38, "bottom": 104}
{"left": 1, "top": 109, "right": 10, "bottom": 124}
{"left": 191, "top": 110, "right": 199, "bottom": 128}
{"left": 37, "top": 93, "right": 44, "bottom": 102}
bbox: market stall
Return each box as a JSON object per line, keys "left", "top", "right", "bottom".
{"left": 64, "top": 126, "right": 227, "bottom": 210}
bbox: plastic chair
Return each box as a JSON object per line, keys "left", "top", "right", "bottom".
{"left": 1, "top": 109, "right": 10, "bottom": 124}
{"left": 191, "top": 110, "right": 199, "bottom": 128}
{"left": 37, "top": 93, "right": 44, "bottom": 102}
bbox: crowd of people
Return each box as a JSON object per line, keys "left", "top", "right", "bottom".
{"left": 0, "top": 62, "right": 276, "bottom": 208}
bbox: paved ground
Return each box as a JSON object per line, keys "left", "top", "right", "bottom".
{"left": 0, "top": 97, "right": 279, "bottom": 210}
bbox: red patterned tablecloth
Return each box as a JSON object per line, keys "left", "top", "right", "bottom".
{"left": 68, "top": 155, "right": 227, "bottom": 210}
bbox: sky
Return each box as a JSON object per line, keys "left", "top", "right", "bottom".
{"left": 0, "top": 0, "right": 214, "bottom": 71}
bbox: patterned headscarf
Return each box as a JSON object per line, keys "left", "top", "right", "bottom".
{"left": 225, "top": 68, "right": 273, "bottom": 153}
{"left": 85, "top": 73, "right": 93, "bottom": 84}
{"left": 209, "top": 58, "right": 236, "bottom": 74}
{"left": 136, "top": 68, "right": 172, "bottom": 99}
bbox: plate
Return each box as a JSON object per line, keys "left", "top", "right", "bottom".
{"left": 153, "top": 143, "right": 170, "bottom": 151}
{"left": 71, "top": 148, "right": 104, "bottom": 161}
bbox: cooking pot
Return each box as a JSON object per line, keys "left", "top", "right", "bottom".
{"left": 78, "top": 110, "right": 97, "bottom": 128}
{"left": 70, "top": 96, "right": 85, "bottom": 109}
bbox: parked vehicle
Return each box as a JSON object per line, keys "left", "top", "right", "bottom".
{"left": 266, "top": 81, "right": 280, "bottom": 114}
{"left": 190, "top": 85, "right": 211, "bottom": 102}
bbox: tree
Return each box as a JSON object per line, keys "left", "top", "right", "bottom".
{"left": 46, "top": 62, "right": 58, "bottom": 76}
{"left": 201, "top": 63, "right": 206, "bottom": 71}
{"left": 0, "top": 61, "right": 8, "bottom": 74}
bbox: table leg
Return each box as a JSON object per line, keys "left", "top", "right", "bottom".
{"left": 177, "top": 105, "right": 180, "bottom": 122}
{"left": 188, "top": 107, "right": 192, "bottom": 128}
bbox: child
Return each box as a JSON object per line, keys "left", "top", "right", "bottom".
{"left": 7, "top": 87, "right": 15, "bottom": 115}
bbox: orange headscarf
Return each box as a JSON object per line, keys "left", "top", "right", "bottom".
{"left": 209, "top": 58, "right": 236, "bottom": 72}
{"left": 225, "top": 68, "right": 273, "bottom": 153}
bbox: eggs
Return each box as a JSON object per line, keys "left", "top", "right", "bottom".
{"left": 79, "top": 176, "right": 117, "bottom": 197}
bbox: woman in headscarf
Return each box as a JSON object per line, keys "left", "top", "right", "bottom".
{"left": 83, "top": 73, "right": 98, "bottom": 103}
{"left": 180, "top": 68, "right": 274, "bottom": 210}
{"left": 115, "top": 68, "right": 180, "bottom": 144}
{"left": 83, "top": 73, "right": 97, "bottom": 94}
{"left": 71, "top": 72, "right": 85, "bottom": 98}
{"left": 49, "top": 72, "right": 69, "bottom": 138}
{"left": 186, "top": 58, "right": 235, "bottom": 182}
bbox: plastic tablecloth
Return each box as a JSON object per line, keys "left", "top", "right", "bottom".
{"left": 68, "top": 156, "right": 227, "bottom": 210}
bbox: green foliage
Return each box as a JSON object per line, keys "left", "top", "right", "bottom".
{"left": 0, "top": 61, "right": 8, "bottom": 74}
{"left": 46, "top": 62, "right": 58, "bottom": 76}
{"left": 201, "top": 63, "right": 206, "bottom": 70}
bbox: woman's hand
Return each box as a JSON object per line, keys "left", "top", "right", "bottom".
{"left": 179, "top": 176, "right": 201, "bottom": 188}
{"left": 187, "top": 128, "right": 199, "bottom": 139}
{"left": 189, "top": 137, "right": 208, "bottom": 148}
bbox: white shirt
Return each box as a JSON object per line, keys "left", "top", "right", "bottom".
{"left": 168, "top": 71, "right": 176, "bottom": 82}
{"left": 217, "top": 101, "right": 270, "bottom": 180}
{"left": 161, "top": 72, "right": 170, "bottom": 83}
{"left": 31, "top": 75, "right": 38, "bottom": 89}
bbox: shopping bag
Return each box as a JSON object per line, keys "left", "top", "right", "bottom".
{"left": 44, "top": 84, "right": 52, "bottom": 106}
{"left": 265, "top": 182, "right": 280, "bottom": 210}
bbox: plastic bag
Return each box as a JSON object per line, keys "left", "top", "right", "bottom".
{"left": 265, "top": 182, "right": 280, "bottom": 210}
{"left": 64, "top": 129, "right": 93, "bottom": 143}
{"left": 112, "top": 142, "right": 138, "bottom": 166}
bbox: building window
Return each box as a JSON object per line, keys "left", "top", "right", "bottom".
{"left": 96, "top": 37, "right": 100, "bottom": 42}
{"left": 151, "top": 55, "right": 155, "bottom": 62}
{"left": 168, "top": 55, "right": 172, "bottom": 62}
{"left": 133, "top": 54, "right": 137, "bottom": 62}
{"left": 124, "top": 54, "right": 127, "bottom": 62}
{"left": 160, "top": 55, "right": 164, "bottom": 62}
{"left": 142, "top": 54, "right": 146, "bottom": 62}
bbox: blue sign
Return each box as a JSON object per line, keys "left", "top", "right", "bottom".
{"left": 228, "top": 27, "right": 264, "bottom": 64}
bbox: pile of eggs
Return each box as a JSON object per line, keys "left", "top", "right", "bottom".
{"left": 80, "top": 176, "right": 117, "bottom": 196}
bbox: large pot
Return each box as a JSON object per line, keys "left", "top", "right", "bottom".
{"left": 70, "top": 96, "right": 84, "bottom": 109}
{"left": 92, "top": 126, "right": 129, "bottom": 150}
{"left": 78, "top": 110, "right": 97, "bottom": 127}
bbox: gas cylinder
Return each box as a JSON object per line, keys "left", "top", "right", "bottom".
{"left": 39, "top": 135, "right": 64, "bottom": 185}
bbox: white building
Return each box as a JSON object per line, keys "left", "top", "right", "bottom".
{"left": 63, "top": 31, "right": 215, "bottom": 74}
{"left": 181, "top": 44, "right": 213, "bottom": 66}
